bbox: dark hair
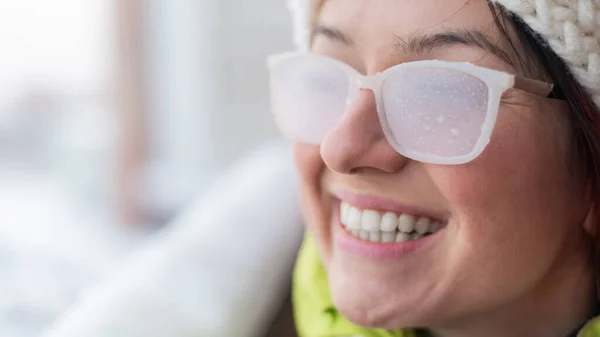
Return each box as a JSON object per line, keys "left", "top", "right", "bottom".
{"left": 488, "top": 3, "right": 600, "bottom": 272}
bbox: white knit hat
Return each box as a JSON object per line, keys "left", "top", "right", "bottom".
{"left": 287, "top": 0, "right": 600, "bottom": 106}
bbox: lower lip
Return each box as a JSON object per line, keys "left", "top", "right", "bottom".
{"left": 334, "top": 205, "right": 443, "bottom": 259}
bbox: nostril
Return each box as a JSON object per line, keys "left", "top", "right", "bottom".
{"left": 348, "top": 167, "right": 376, "bottom": 175}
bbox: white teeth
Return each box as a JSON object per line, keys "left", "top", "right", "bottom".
{"left": 380, "top": 212, "right": 399, "bottom": 232}
{"left": 398, "top": 214, "right": 416, "bottom": 233}
{"left": 381, "top": 232, "right": 396, "bottom": 242}
{"left": 415, "top": 217, "right": 431, "bottom": 234}
{"left": 361, "top": 210, "right": 381, "bottom": 231}
{"left": 340, "top": 201, "right": 444, "bottom": 243}
{"left": 347, "top": 206, "right": 362, "bottom": 229}
{"left": 341, "top": 202, "right": 350, "bottom": 221}
{"left": 369, "top": 231, "right": 381, "bottom": 242}
{"left": 396, "top": 232, "right": 411, "bottom": 242}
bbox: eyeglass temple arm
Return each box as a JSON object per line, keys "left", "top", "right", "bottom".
{"left": 513, "top": 75, "right": 564, "bottom": 99}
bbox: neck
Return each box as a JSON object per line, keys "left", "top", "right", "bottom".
{"left": 428, "top": 242, "right": 596, "bottom": 337}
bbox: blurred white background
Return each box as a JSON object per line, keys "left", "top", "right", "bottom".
{"left": 0, "top": 0, "right": 296, "bottom": 336}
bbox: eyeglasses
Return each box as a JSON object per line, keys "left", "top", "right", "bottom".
{"left": 267, "top": 52, "right": 561, "bottom": 165}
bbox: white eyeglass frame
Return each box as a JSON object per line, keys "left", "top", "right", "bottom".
{"left": 267, "top": 52, "right": 555, "bottom": 165}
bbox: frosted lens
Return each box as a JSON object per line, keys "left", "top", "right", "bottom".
{"left": 269, "top": 57, "right": 349, "bottom": 144}
{"left": 381, "top": 67, "right": 489, "bottom": 158}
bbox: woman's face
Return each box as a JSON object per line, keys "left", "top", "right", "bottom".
{"left": 295, "top": 0, "right": 592, "bottom": 329}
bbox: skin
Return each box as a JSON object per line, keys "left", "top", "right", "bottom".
{"left": 294, "top": 0, "right": 598, "bottom": 336}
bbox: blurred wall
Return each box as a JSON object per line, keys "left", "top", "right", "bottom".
{"left": 0, "top": 0, "right": 293, "bottom": 223}
{"left": 0, "top": 1, "right": 296, "bottom": 335}
{"left": 215, "top": 0, "right": 293, "bottom": 166}
{"left": 0, "top": 0, "right": 116, "bottom": 209}
{"left": 144, "top": 0, "right": 292, "bottom": 216}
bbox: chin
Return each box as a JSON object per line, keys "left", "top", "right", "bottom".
{"left": 331, "top": 285, "right": 422, "bottom": 329}
{"left": 327, "top": 258, "right": 431, "bottom": 330}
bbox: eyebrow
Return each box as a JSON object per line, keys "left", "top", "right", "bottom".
{"left": 313, "top": 24, "right": 354, "bottom": 45}
{"left": 312, "top": 24, "right": 557, "bottom": 98}
{"left": 394, "top": 29, "right": 515, "bottom": 66}
{"left": 313, "top": 24, "right": 514, "bottom": 66}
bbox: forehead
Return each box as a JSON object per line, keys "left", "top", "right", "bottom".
{"left": 316, "top": 0, "right": 512, "bottom": 70}
{"left": 318, "top": 0, "right": 497, "bottom": 41}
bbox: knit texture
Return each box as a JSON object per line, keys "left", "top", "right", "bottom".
{"left": 494, "top": 0, "right": 600, "bottom": 106}
{"left": 287, "top": 0, "right": 600, "bottom": 107}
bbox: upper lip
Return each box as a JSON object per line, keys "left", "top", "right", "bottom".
{"left": 330, "top": 188, "right": 447, "bottom": 221}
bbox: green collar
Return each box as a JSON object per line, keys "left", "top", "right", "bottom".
{"left": 292, "top": 232, "right": 600, "bottom": 337}
{"left": 580, "top": 316, "right": 600, "bottom": 337}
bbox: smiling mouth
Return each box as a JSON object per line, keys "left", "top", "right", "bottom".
{"left": 340, "top": 201, "right": 444, "bottom": 243}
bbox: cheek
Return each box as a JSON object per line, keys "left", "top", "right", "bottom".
{"left": 425, "top": 106, "right": 584, "bottom": 299}
{"left": 431, "top": 105, "right": 573, "bottom": 213}
{"left": 293, "top": 143, "right": 334, "bottom": 258}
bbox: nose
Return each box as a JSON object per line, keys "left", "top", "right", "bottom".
{"left": 320, "top": 89, "right": 409, "bottom": 174}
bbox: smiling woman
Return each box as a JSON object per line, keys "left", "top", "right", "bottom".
{"left": 268, "top": 0, "right": 600, "bottom": 337}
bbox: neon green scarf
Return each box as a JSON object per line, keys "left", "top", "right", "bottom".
{"left": 293, "top": 232, "right": 600, "bottom": 337}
